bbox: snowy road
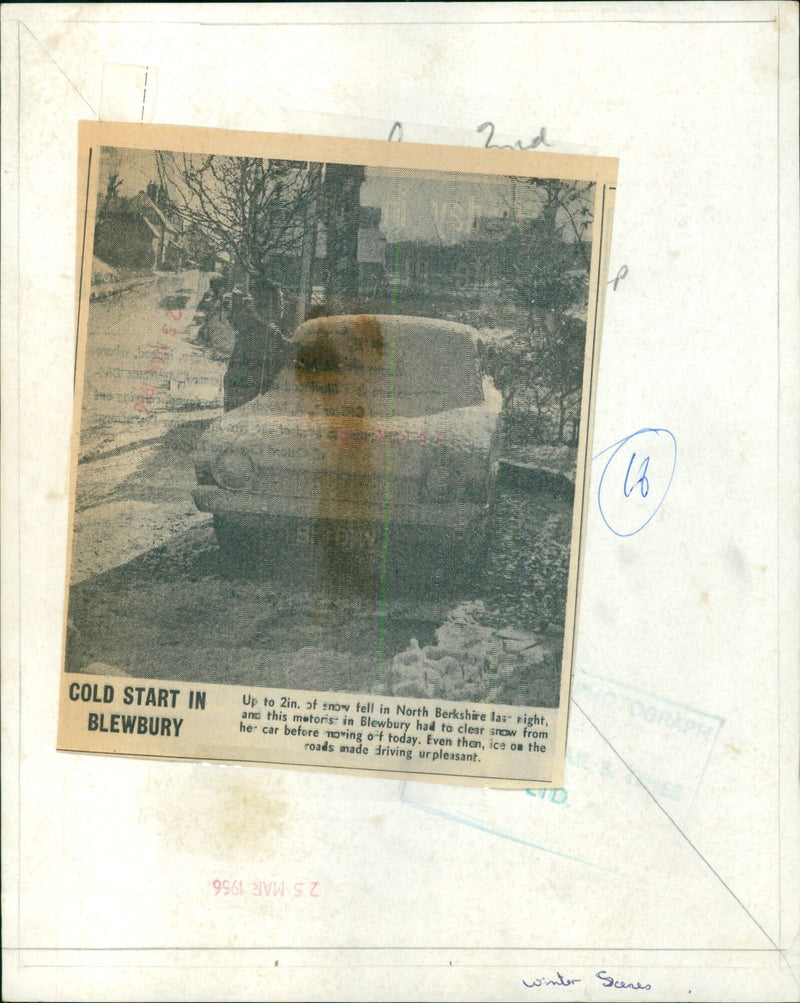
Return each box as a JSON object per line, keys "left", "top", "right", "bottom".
{"left": 71, "top": 269, "right": 221, "bottom": 582}
{"left": 78, "top": 269, "right": 219, "bottom": 454}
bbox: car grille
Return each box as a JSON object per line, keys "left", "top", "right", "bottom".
{"left": 250, "top": 469, "right": 420, "bottom": 507}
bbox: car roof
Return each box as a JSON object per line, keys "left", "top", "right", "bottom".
{"left": 290, "top": 315, "right": 481, "bottom": 345}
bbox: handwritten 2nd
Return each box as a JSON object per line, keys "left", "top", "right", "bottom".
{"left": 387, "top": 120, "right": 552, "bottom": 150}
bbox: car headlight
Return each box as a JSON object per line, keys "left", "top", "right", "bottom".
{"left": 211, "top": 450, "right": 254, "bottom": 491}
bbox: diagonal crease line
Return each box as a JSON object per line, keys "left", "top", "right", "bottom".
{"left": 19, "top": 21, "right": 98, "bottom": 118}
{"left": 74, "top": 148, "right": 93, "bottom": 387}
{"left": 572, "top": 699, "right": 781, "bottom": 952}
{"left": 778, "top": 941, "right": 800, "bottom": 990}
{"left": 403, "top": 797, "right": 610, "bottom": 872}
{"left": 398, "top": 782, "right": 608, "bottom": 871}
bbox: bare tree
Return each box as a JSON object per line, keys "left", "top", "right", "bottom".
{"left": 155, "top": 153, "right": 321, "bottom": 292}
{"left": 497, "top": 179, "right": 594, "bottom": 443}
{"left": 506, "top": 179, "right": 592, "bottom": 325}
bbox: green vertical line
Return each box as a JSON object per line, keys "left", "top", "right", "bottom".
{"left": 375, "top": 177, "right": 402, "bottom": 685}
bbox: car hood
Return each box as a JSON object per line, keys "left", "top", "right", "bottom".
{"left": 195, "top": 377, "right": 502, "bottom": 471}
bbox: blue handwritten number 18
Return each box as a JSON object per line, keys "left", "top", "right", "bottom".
{"left": 623, "top": 452, "right": 650, "bottom": 499}
{"left": 595, "top": 428, "right": 677, "bottom": 537}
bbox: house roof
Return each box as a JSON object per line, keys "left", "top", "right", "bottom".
{"left": 101, "top": 191, "right": 179, "bottom": 234}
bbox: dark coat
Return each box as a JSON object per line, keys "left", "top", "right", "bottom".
{"left": 223, "top": 305, "right": 287, "bottom": 412}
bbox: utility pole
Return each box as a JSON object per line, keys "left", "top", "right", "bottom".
{"left": 296, "top": 164, "right": 322, "bottom": 326}
{"left": 322, "top": 163, "right": 365, "bottom": 313}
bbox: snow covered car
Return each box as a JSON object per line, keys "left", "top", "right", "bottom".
{"left": 191, "top": 314, "right": 502, "bottom": 569}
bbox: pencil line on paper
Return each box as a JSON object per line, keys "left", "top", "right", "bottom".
{"left": 401, "top": 797, "right": 607, "bottom": 871}
{"left": 572, "top": 701, "right": 781, "bottom": 952}
{"left": 13, "top": 945, "right": 784, "bottom": 955}
{"left": 140, "top": 67, "right": 149, "bottom": 123}
{"left": 16, "top": 16, "right": 23, "bottom": 958}
{"left": 775, "top": 0, "right": 782, "bottom": 948}
{"left": 18, "top": 21, "right": 98, "bottom": 118}
{"left": 44, "top": 18, "right": 780, "bottom": 26}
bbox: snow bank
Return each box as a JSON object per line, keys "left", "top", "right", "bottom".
{"left": 92, "top": 256, "right": 119, "bottom": 284}
{"left": 382, "top": 600, "right": 552, "bottom": 704}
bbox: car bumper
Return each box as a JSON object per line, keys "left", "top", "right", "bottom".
{"left": 192, "top": 485, "right": 488, "bottom": 531}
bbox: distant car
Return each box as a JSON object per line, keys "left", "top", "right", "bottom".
{"left": 191, "top": 315, "right": 502, "bottom": 570}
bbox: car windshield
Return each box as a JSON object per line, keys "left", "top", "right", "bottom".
{"left": 266, "top": 316, "right": 484, "bottom": 418}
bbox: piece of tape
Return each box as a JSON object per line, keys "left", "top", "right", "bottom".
{"left": 99, "top": 63, "right": 157, "bottom": 123}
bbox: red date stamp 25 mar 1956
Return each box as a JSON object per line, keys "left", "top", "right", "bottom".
{"left": 212, "top": 879, "right": 320, "bottom": 898}
{"left": 133, "top": 308, "right": 183, "bottom": 415}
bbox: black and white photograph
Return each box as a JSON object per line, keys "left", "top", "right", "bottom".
{"left": 59, "top": 123, "right": 616, "bottom": 784}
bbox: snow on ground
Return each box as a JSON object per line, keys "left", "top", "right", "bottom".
{"left": 476, "top": 325, "right": 515, "bottom": 344}
{"left": 382, "top": 600, "right": 561, "bottom": 706}
{"left": 71, "top": 498, "right": 211, "bottom": 585}
{"left": 91, "top": 256, "right": 119, "bottom": 283}
{"left": 66, "top": 478, "right": 569, "bottom": 707}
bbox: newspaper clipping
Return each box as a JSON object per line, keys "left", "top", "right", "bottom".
{"left": 58, "top": 122, "right": 617, "bottom": 787}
